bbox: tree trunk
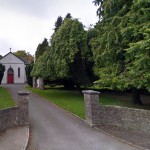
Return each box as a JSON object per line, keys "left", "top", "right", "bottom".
{"left": 39, "top": 78, "right": 44, "bottom": 90}
{"left": 76, "top": 84, "right": 82, "bottom": 94}
{"left": 132, "top": 87, "right": 143, "bottom": 105}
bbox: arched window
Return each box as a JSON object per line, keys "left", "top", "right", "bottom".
{"left": 7, "top": 67, "right": 14, "bottom": 74}
{"left": 18, "top": 67, "right": 20, "bottom": 78}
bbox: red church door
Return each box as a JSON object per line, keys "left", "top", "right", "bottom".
{"left": 7, "top": 74, "right": 14, "bottom": 84}
{"left": 7, "top": 67, "right": 14, "bottom": 84}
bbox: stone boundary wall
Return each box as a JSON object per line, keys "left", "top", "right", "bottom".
{"left": 0, "top": 107, "right": 19, "bottom": 132}
{"left": 99, "top": 105, "right": 150, "bottom": 133}
{"left": 83, "top": 90, "right": 150, "bottom": 134}
{"left": 0, "top": 91, "right": 29, "bottom": 133}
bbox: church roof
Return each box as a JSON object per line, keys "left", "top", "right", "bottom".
{"left": 1, "top": 52, "right": 29, "bottom": 65}
{"left": 18, "top": 57, "right": 30, "bottom": 65}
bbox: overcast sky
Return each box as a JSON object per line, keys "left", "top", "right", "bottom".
{"left": 0, "top": 0, "right": 98, "bottom": 56}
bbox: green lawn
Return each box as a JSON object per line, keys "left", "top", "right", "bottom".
{"left": 100, "top": 93, "right": 150, "bottom": 110}
{"left": 27, "top": 86, "right": 85, "bottom": 119}
{"left": 0, "top": 87, "right": 15, "bottom": 109}
{"left": 26, "top": 86, "right": 150, "bottom": 119}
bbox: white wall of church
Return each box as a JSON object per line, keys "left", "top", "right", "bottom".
{"left": 0, "top": 53, "right": 27, "bottom": 84}
{"left": 1, "top": 64, "right": 26, "bottom": 84}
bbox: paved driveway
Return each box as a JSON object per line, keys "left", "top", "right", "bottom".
{"left": 3, "top": 84, "right": 141, "bottom": 150}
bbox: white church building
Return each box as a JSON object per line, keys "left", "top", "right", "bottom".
{"left": 0, "top": 52, "right": 29, "bottom": 84}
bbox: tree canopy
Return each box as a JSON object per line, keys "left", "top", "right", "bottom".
{"left": 14, "top": 50, "right": 34, "bottom": 63}
{"left": 50, "top": 18, "right": 94, "bottom": 87}
{"left": 31, "top": 0, "right": 149, "bottom": 104}
{"left": 91, "top": 0, "right": 150, "bottom": 104}
{"left": 32, "top": 18, "right": 94, "bottom": 88}
{"left": 31, "top": 50, "right": 51, "bottom": 79}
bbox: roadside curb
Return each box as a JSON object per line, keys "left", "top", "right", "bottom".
{"left": 23, "top": 126, "right": 30, "bottom": 150}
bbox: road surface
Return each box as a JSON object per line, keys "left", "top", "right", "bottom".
{"left": 3, "top": 84, "right": 141, "bottom": 150}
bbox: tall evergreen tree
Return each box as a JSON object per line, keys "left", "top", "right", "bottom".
{"left": 51, "top": 18, "right": 93, "bottom": 89}
{"left": 35, "top": 38, "right": 49, "bottom": 60}
{"left": 65, "top": 13, "right": 72, "bottom": 19}
{"left": 32, "top": 18, "right": 94, "bottom": 89}
{"left": 54, "top": 16, "right": 63, "bottom": 32}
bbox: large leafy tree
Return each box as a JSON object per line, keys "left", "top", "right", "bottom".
{"left": 14, "top": 50, "right": 27, "bottom": 57}
{"left": 0, "top": 64, "right": 5, "bottom": 84}
{"left": 14, "top": 50, "right": 34, "bottom": 63}
{"left": 91, "top": 0, "right": 150, "bottom": 104}
{"left": 31, "top": 48, "right": 61, "bottom": 86}
{"left": 35, "top": 38, "right": 49, "bottom": 60}
{"left": 123, "top": 0, "right": 150, "bottom": 104}
{"left": 50, "top": 18, "right": 94, "bottom": 88}
{"left": 31, "top": 50, "right": 51, "bottom": 79}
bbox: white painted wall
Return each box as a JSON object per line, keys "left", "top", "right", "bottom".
{"left": 0, "top": 53, "right": 27, "bottom": 84}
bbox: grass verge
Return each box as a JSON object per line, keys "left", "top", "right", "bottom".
{"left": 26, "top": 86, "right": 150, "bottom": 119}
{"left": 0, "top": 87, "right": 15, "bottom": 109}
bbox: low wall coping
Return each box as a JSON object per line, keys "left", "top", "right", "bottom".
{"left": 82, "top": 90, "right": 100, "bottom": 95}
{"left": 17, "top": 91, "right": 30, "bottom": 96}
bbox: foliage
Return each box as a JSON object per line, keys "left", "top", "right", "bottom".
{"left": 32, "top": 18, "right": 95, "bottom": 89}
{"left": 93, "top": 0, "right": 104, "bottom": 19}
{"left": 13, "top": 50, "right": 34, "bottom": 63}
{"left": 54, "top": 16, "right": 63, "bottom": 32}
{"left": 91, "top": 0, "right": 150, "bottom": 103}
{"left": 0, "top": 55, "right": 2, "bottom": 59}
{"left": 50, "top": 18, "right": 94, "bottom": 88}
{"left": 124, "top": 0, "right": 150, "bottom": 91}
{"left": 31, "top": 50, "right": 51, "bottom": 79}
{"left": 14, "top": 50, "right": 27, "bottom": 57}
{"left": 64, "top": 13, "right": 72, "bottom": 19}
{"left": 0, "top": 63, "right": 5, "bottom": 84}
{"left": 26, "top": 62, "right": 34, "bottom": 86}
{"left": 0, "top": 87, "right": 15, "bottom": 109}
{"left": 35, "top": 38, "right": 49, "bottom": 60}
{"left": 54, "top": 13, "right": 72, "bottom": 32}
